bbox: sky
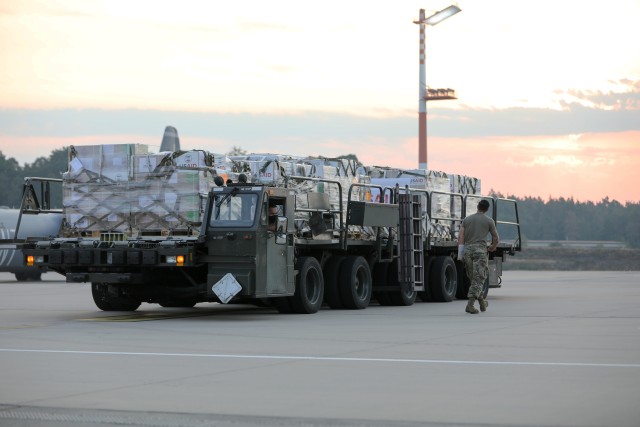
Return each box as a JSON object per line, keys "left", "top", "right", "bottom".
{"left": 0, "top": 0, "right": 639, "bottom": 203}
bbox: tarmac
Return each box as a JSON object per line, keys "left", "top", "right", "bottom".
{"left": 0, "top": 270, "right": 639, "bottom": 427}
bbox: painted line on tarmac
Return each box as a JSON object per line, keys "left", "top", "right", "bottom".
{"left": 0, "top": 324, "right": 43, "bottom": 330}
{"left": 0, "top": 348, "right": 639, "bottom": 369}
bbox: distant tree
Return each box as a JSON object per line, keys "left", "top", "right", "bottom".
{"left": 226, "top": 146, "right": 247, "bottom": 156}
{"left": 0, "top": 148, "right": 67, "bottom": 208}
{"left": 23, "top": 148, "right": 68, "bottom": 179}
{"left": 624, "top": 203, "right": 640, "bottom": 248}
{"left": 22, "top": 148, "right": 68, "bottom": 209}
{"left": 0, "top": 151, "right": 22, "bottom": 207}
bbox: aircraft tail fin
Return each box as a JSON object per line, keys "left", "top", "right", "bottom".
{"left": 160, "top": 126, "right": 180, "bottom": 152}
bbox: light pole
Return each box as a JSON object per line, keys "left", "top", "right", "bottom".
{"left": 414, "top": 5, "right": 461, "bottom": 170}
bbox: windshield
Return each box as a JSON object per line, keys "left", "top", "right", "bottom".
{"left": 210, "top": 193, "right": 258, "bottom": 228}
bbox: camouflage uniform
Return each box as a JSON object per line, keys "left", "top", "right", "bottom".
{"left": 460, "top": 203, "right": 498, "bottom": 313}
{"left": 464, "top": 242, "right": 488, "bottom": 298}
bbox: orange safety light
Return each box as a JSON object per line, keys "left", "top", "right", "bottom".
{"left": 26, "top": 255, "right": 35, "bottom": 266}
{"left": 176, "top": 255, "right": 185, "bottom": 266}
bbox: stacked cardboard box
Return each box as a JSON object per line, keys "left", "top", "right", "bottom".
{"left": 62, "top": 146, "right": 222, "bottom": 237}
{"left": 61, "top": 144, "right": 482, "bottom": 242}
{"left": 365, "top": 166, "right": 482, "bottom": 241}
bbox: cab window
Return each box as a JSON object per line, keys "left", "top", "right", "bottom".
{"left": 210, "top": 193, "right": 258, "bottom": 227}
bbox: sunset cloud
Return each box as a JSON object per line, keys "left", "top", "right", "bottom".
{"left": 556, "top": 79, "right": 640, "bottom": 111}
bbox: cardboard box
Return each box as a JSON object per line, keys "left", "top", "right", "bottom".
{"left": 175, "top": 150, "right": 208, "bottom": 168}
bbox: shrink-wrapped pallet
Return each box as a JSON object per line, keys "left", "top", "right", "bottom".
{"left": 62, "top": 145, "right": 222, "bottom": 237}
{"left": 65, "top": 144, "right": 149, "bottom": 183}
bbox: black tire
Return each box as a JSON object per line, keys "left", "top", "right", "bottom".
{"left": 387, "top": 259, "right": 416, "bottom": 306}
{"left": 271, "top": 296, "right": 294, "bottom": 314}
{"left": 372, "top": 262, "right": 392, "bottom": 306}
{"left": 338, "top": 256, "right": 372, "bottom": 310}
{"left": 91, "top": 282, "right": 141, "bottom": 311}
{"left": 455, "top": 260, "right": 470, "bottom": 300}
{"left": 429, "top": 256, "right": 458, "bottom": 302}
{"left": 323, "top": 256, "right": 344, "bottom": 309}
{"left": 15, "top": 271, "right": 41, "bottom": 282}
{"left": 418, "top": 257, "right": 435, "bottom": 302}
{"left": 14, "top": 272, "right": 29, "bottom": 282}
{"left": 290, "top": 257, "right": 324, "bottom": 314}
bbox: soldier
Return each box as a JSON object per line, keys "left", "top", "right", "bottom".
{"left": 458, "top": 199, "right": 499, "bottom": 314}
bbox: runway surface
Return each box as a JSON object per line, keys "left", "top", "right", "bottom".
{"left": 0, "top": 270, "right": 639, "bottom": 427}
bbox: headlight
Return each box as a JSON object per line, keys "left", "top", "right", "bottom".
{"left": 26, "top": 255, "right": 44, "bottom": 266}
{"left": 165, "top": 255, "right": 185, "bottom": 266}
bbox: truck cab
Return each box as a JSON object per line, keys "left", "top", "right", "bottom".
{"left": 204, "top": 184, "right": 296, "bottom": 301}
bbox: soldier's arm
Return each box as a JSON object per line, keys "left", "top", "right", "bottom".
{"left": 488, "top": 221, "right": 499, "bottom": 252}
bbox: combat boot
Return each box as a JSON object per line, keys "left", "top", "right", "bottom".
{"left": 478, "top": 296, "right": 488, "bottom": 312}
{"left": 465, "top": 297, "right": 479, "bottom": 314}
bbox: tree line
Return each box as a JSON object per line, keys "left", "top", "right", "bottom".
{"left": 1, "top": 148, "right": 638, "bottom": 247}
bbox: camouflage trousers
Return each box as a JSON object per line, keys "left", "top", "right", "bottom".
{"left": 464, "top": 242, "right": 488, "bottom": 298}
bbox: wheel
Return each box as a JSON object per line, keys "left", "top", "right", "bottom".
{"left": 271, "top": 296, "right": 294, "bottom": 314}
{"left": 372, "top": 262, "right": 392, "bottom": 306}
{"left": 14, "top": 272, "right": 29, "bottom": 282}
{"left": 323, "top": 256, "right": 344, "bottom": 309}
{"left": 418, "top": 257, "right": 435, "bottom": 302}
{"left": 338, "top": 256, "right": 372, "bottom": 310}
{"left": 290, "top": 256, "right": 324, "bottom": 314}
{"left": 455, "top": 260, "right": 470, "bottom": 300}
{"left": 91, "top": 282, "right": 141, "bottom": 311}
{"left": 387, "top": 259, "right": 416, "bottom": 306}
{"left": 15, "top": 271, "right": 41, "bottom": 281}
{"left": 429, "top": 256, "right": 458, "bottom": 302}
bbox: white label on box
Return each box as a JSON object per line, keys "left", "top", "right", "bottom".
{"left": 176, "top": 151, "right": 206, "bottom": 168}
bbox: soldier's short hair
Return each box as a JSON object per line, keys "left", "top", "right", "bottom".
{"left": 477, "top": 200, "right": 490, "bottom": 212}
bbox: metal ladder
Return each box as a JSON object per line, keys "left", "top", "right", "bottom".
{"left": 398, "top": 193, "right": 424, "bottom": 292}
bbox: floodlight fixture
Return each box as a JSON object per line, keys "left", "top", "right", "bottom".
{"left": 421, "top": 5, "right": 461, "bottom": 26}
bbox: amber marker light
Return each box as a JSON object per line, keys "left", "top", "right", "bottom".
{"left": 26, "top": 255, "right": 35, "bottom": 266}
{"left": 176, "top": 255, "right": 185, "bottom": 266}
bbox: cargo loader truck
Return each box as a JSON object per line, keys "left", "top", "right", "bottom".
{"left": 19, "top": 151, "right": 521, "bottom": 314}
